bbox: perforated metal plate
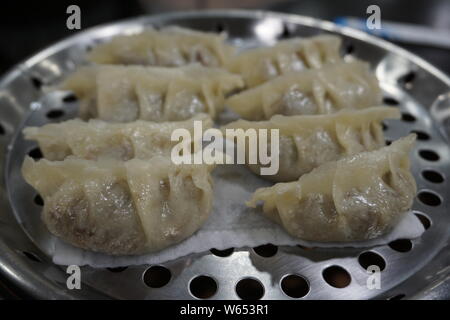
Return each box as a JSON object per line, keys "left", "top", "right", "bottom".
{"left": 1, "top": 10, "right": 450, "bottom": 300}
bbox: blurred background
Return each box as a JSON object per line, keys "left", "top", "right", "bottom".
{"left": 0, "top": 0, "right": 449, "bottom": 76}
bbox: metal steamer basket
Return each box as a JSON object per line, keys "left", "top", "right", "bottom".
{"left": 0, "top": 10, "right": 449, "bottom": 300}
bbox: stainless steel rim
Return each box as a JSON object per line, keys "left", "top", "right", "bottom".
{"left": 0, "top": 9, "right": 449, "bottom": 300}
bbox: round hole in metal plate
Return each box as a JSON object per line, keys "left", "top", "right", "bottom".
{"left": 401, "top": 113, "right": 416, "bottom": 122}
{"left": 279, "top": 23, "right": 292, "bottom": 39}
{"left": 345, "top": 43, "right": 354, "bottom": 55}
{"left": 388, "top": 239, "right": 413, "bottom": 253}
{"left": 322, "top": 266, "right": 351, "bottom": 288}
{"left": 383, "top": 97, "right": 399, "bottom": 106}
{"left": 22, "top": 251, "right": 42, "bottom": 263}
{"left": 31, "top": 76, "right": 43, "bottom": 90}
{"left": 280, "top": 274, "right": 309, "bottom": 298}
{"left": 422, "top": 170, "right": 444, "bottom": 183}
{"left": 46, "top": 109, "right": 65, "bottom": 119}
{"left": 107, "top": 266, "right": 128, "bottom": 273}
{"left": 62, "top": 93, "right": 78, "bottom": 103}
{"left": 414, "top": 212, "right": 431, "bottom": 230}
{"left": 419, "top": 149, "right": 439, "bottom": 162}
{"left": 253, "top": 243, "right": 278, "bottom": 258}
{"left": 410, "top": 130, "right": 430, "bottom": 141}
{"left": 143, "top": 265, "right": 171, "bottom": 288}
{"left": 189, "top": 275, "right": 218, "bottom": 299}
{"left": 418, "top": 190, "right": 442, "bottom": 206}
{"left": 28, "top": 147, "right": 43, "bottom": 160}
{"left": 210, "top": 247, "right": 234, "bottom": 257}
{"left": 214, "top": 22, "right": 226, "bottom": 33}
{"left": 358, "top": 251, "right": 386, "bottom": 271}
{"left": 235, "top": 278, "right": 264, "bottom": 300}
{"left": 34, "top": 194, "right": 44, "bottom": 206}
{"left": 398, "top": 71, "right": 415, "bottom": 89}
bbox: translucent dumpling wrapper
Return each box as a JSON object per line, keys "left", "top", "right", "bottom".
{"left": 227, "top": 35, "right": 342, "bottom": 88}
{"left": 88, "top": 26, "right": 236, "bottom": 67}
{"left": 226, "top": 61, "right": 382, "bottom": 120}
{"left": 223, "top": 106, "right": 400, "bottom": 182}
{"left": 60, "top": 64, "right": 244, "bottom": 121}
{"left": 247, "top": 134, "right": 417, "bottom": 242}
{"left": 22, "top": 156, "right": 214, "bottom": 255}
{"left": 23, "top": 114, "right": 212, "bottom": 161}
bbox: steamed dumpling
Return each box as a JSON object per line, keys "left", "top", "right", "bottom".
{"left": 227, "top": 35, "right": 342, "bottom": 88}
{"left": 60, "top": 64, "right": 244, "bottom": 121}
{"left": 88, "top": 26, "right": 235, "bottom": 67}
{"left": 22, "top": 156, "right": 214, "bottom": 255}
{"left": 226, "top": 61, "right": 381, "bottom": 120}
{"left": 23, "top": 114, "right": 212, "bottom": 161}
{"left": 247, "top": 135, "right": 417, "bottom": 242}
{"left": 223, "top": 106, "right": 399, "bottom": 182}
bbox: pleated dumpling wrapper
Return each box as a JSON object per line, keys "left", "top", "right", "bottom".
{"left": 227, "top": 35, "right": 342, "bottom": 88}
{"left": 247, "top": 134, "right": 417, "bottom": 242}
{"left": 60, "top": 64, "right": 244, "bottom": 121}
{"left": 223, "top": 106, "right": 400, "bottom": 182}
{"left": 22, "top": 156, "right": 214, "bottom": 255}
{"left": 226, "top": 60, "right": 381, "bottom": 120}
{"left": 23, "top": 114, "right": 212, "bottom": 161}
{"left": 88, "top": 26, "right": 236, "bottom": 67}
